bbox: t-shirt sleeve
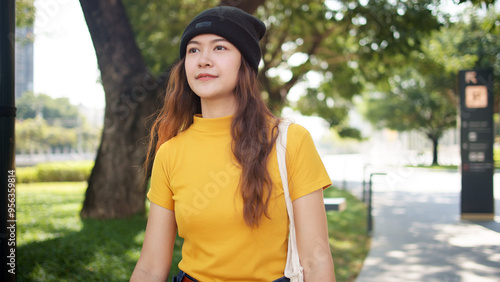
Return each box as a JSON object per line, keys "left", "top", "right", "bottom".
{"left": 147, "top": 143, "right": 175, "bottom": 211}
{"left": 286, "top": 124, "right": 332, "bottom": 201}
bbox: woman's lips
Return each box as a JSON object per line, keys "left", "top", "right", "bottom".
{"left": 196, "top": 73, "right": 218, "bottom": 80}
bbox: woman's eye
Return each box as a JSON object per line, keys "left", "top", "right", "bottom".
{"left": 187, "top": 47, "right": 199, "bottom": 53}
{"left": 215, "top": 46, "right": 227, "bottom": 51}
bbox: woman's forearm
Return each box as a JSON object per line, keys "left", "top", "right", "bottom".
{"left": 303, "top": 255, "right": 336, "bottom": 282}
{"left": 293, "top": 190, "right": 337, "bottom": 282}
{"left": 130, "top": 266, "right": 168, "bottom": 282}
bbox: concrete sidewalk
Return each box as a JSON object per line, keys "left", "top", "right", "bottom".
{"left": 355, "top": 170, "right": 500, "bottom": 282}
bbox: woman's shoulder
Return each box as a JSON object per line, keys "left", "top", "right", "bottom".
{"left": 288, "top": 122, "right": 308, "bottom": 133}
{"left": 156, "top": 130, "right": 191, "bottom": 156}
{"left": 282, "top": 122, "right": 317, "bottom": 155}
{"left": 286, "top": 122, "right": 311, "bottom": 140}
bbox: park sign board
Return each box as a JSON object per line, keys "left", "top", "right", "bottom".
{"left": 459, "top": 69, "right": 495, "bottom": 220}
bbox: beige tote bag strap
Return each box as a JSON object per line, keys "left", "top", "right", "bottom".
{"left": 277, "top": 121, "right": 304, "bottom": 282}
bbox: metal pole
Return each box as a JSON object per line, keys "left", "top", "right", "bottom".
{"left": 362, "top": 163, "right": 371, "bottom": 203}
{"left": 0, "top": 0, "right": 17, "bottom": 280}
{"left": 367, "top": 173, "right": 386, "bottom": 236}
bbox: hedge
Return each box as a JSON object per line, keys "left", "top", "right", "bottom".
{"left": 16, "top": 161, "right": 94, "bottom": 183}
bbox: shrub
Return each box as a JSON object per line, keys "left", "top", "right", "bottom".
{"left": 16, "top": 166, "right": 38, "bottom": 183}
{"left": 17, "top": 161, "right": 94, "bottom": 183}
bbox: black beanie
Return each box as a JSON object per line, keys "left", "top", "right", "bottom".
{"left": 179, "top": 6, "right": 266, "bottom": 73}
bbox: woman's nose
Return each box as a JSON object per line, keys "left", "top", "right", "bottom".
{"left": 198, "top": 51, "right": 213, "bottom": 68}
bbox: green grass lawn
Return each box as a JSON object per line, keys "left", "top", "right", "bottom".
{"left": 408, "top": 164, "right": 459, "bottom": 170}
{"left": 17, "top": 182, "right": 369, "bottom": 281}
{"left": 324, "top": 187, "right": 371, "bottom": 281}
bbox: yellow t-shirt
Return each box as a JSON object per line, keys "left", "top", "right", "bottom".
{"left": 148, "top": 115, "right": 331, "bottom": 281}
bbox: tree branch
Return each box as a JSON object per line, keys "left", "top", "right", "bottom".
{"left": 281, "top": 26, "right": 336, "bottom": 94}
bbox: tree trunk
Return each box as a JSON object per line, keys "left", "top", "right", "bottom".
{"left": 79, "top": 0, "right": 162, "bottom": 218}
{"left": 78, "top": 0, "right": 265, "bottom": 219}
{"left": 431, "top": 136, "right": 439, "bottom": 166}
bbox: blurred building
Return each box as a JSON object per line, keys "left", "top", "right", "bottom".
{"left": 15, "top": 26, "right": 34, "bottom": 98}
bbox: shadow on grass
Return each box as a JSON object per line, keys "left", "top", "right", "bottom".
{"left": 16, "top": 182, "right": 186, "bottom": 281}
{"left": 19, "top": 215, "right": 147, "bottom": 281}
{"left": 19, "top": 215, "right": 184, "bottom": 282}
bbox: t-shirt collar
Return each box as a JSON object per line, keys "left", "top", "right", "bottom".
{"left": 190, "top": 114, "right": 233, "bottom": 132}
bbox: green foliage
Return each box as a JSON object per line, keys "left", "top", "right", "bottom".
{"left": 361, "top": 7, "right": 499, "bottom": 164}
{"left": 16, "top": 118, "right": 46, "bottom": 153}
{"left": 16, "top": 166, "right": 38, "bottom": 183}
{"left": 36, "top": 161, "right": 93, "bottom": 182}
{"left": 16, "top": 0, "right": 35, "bottom": 27}
{"left": 17, "top": 92, "right": 80, "bottom": 125}
{"left": 495, "top": 146, "right": 500, "bottom": 168}
{"left": 121, "top": 0, "right": 219, "bottom": 74}
{"left": 15, "top": 118, "right": 101, "bottom": 154}
{"left": 259, "top": 0, "right": 443, "bottom": 130}
{"left": 458, "top": 0, "right": 498, "bottom": 6}
{"left": 361, "top": 60, "right": 457, "bottom": 165}
{"left": 18, "top": 182, "right": 368, "bottom": 281}
{"left": 16, "top": 92, "right": 101, "bottom": 154}
{"left": 16, "top": 161, "right": 94, "bottom": 183}
{"left": 121, "top": 0, "right": 445, "bottom": 136}
{"left": 362, "top": 68, "right": 457, "bottom": 138}
{"left": 420, "top": 9, "right": 499, "bottom": 108}
{"left": 455, "top": 10, "right": 500, "bottom": 106}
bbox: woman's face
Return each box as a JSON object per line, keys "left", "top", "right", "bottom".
{"left": 185, "top": 34, "right": 242, "bottom": 106}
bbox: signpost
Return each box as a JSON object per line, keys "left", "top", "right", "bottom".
{"left": 459, "top": 69, "right": 495, "bottom": 220}
{"left": 1, "top": 0, "right": 17, "bottom": 280}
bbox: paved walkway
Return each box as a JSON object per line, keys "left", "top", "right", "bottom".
{"left": 352, "top": 169, "right": 500, "bottom": 282}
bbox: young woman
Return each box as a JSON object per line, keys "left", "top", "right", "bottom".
{"left": 131, "top": 6, "right": 336, "bottom": 282}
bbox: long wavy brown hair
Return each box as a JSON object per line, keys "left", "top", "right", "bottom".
{"left": 145, "top": 57, "right": 280, "bottom": 227}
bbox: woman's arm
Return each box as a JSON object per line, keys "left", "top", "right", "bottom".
{"left": 130, "top": 203, "right": 177, "bottom": 282}
{"left": 293, "top": 189, "right": 336, "bottom": 282}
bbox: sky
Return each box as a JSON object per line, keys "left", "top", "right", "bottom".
{"left": 33, "top": 0, "right": 104, "bottom": 109}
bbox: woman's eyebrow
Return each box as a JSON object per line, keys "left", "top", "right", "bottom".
{"left": 211, "top": 38, "right": 228, "bottom": 44}
{"left": 187, "top": 38, "right": 229, "bottom": 45}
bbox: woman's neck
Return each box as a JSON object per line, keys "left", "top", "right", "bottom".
{"left": 200, "top": 96, "right": 237, "bottom": 118}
